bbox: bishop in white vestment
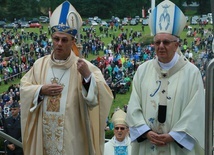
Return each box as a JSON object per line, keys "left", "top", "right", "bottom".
{"left": 125, "top": 0, "right": 205, "bottom": 154}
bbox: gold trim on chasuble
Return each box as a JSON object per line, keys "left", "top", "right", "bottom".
{"left": 47, "top": 67, "right": 66, "bottom": 112}
{"left": 43, "top": 113, "right": 65, "bottom": 154}
{"left": 47, "top": 94, "right": 62, "bottom": 112}
{"left": 43, "top": 68, "right": 67, "bottom": 154}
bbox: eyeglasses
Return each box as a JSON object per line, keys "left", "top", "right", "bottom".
{"left": 52, "top": 37, "right": 70, "bottom": 43}
{"left": 114, "top": 127, "right": 127, "bottom": 131}
{"left": 154, "top": 40, "right": 177, "bottom": 46}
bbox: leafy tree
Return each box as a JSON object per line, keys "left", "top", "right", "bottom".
{"left": 0, "top": 0, "right": 212, "bottom": 22}
{"left": 38, "top": 0, "right": 51, "bottom": 16}
{"left": 198, "top": 0, "right": 210, "bottom": 15}
{"left": 0, "top": 0, "right": 6, "bottom": 19}
{"left": 6, "top": 0, "right": 22, "bottom": 21}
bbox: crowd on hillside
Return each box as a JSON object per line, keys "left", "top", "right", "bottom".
{"left": 0, "top": 22, "right": 213, "bottom": 123}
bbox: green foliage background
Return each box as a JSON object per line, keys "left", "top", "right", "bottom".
{"left": 0, "top": 0, "right": 212, "bottom": 21}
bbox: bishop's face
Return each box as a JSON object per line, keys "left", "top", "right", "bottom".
{"left": 52, "top": 32, "right": 73, "bottom": 60}
{"left": 154, "top": 33, "right": 179, "bottom": 63}
{"left": 114, "top": 124, "right": 129, "bottom": 142}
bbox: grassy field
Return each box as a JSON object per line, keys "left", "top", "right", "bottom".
{"left": 0, "top": 21, "right": 213, "bottom": 117}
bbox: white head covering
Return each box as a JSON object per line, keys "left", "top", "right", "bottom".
{"left": 112, "top": 109, "right": 128, "bottom": 126}
{"left": 148, "top": 0, "right": 186, "bottom": 36}
{"left": 49, "top": 1, "right": 82, "bottom": 36}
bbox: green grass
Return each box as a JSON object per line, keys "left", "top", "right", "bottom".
{"left": 0, "top": 79, "right": 21, "bottom": 93}
{"left": 184, "top": 10, "right": 198, "bottom": 16}
{"left": 0, "top": 22, "right": 213, "bottom": 118}
{"left": 109, "top": 88, "right": 132, "bottom": 116}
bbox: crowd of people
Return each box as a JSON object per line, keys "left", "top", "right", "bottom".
{"left": 0, "top": 3, "right": 213, "bottom": 128}
{"left": 0, "top": 16, "right": 213, "bottom": 92}
{"left": 0, "top": 7, "right": 212, "bottom": 115}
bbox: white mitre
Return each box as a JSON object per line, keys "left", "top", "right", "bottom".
{"left": 148, "top": 0, "right": 186, "bottom": 36}
{"left": 49, "top": 1, "right": 82, "bottom": 36}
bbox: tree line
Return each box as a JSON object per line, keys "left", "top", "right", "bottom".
{"left": 0, "top": 0, "right": 212, "bottom": 22}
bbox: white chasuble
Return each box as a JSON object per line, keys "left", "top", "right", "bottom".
{"left": 126, "top": 51, "right": 205, "bottom": 155}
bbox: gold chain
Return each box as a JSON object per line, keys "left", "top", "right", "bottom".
{"left": 51, "top": 67, "right": 68, "bottom": 87}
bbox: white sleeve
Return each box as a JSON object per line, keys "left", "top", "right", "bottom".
{"left": 82, "top": 74, "right": 98, "bottom": 108}
{"left": 30, "top": 85, "right": 43, "bottom": 112}
{"left": 129, "top": 124, "right": 151, "bottom": 142}
{"left": 169, "top": 131, "right": 195, "bottom": 151}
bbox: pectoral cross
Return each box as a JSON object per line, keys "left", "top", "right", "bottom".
{"left": 51, "top": 77, "right": 65, "bottom": 87}
{"left": 51, "top": 77, "right": 59, "bottom": 84}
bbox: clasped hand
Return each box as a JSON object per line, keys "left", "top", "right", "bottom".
{"left": 146, "top": 131, "right": 174, "bottom": 146}
{"left": 40, "top": 84, "right": 63, "bottom": 96}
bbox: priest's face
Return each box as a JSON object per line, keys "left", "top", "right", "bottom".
{"left": 154, "top": 33, "right": 179, "bottom": 63}
{"left": 114, "top": 125, "right": 129, "bottom": 142}
{"left": 52, "top": 32, "right": 73, "bottom": 60}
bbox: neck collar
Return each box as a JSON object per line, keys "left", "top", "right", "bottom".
{"left": 158, "top": 52, "right": 179, "bottom": 70}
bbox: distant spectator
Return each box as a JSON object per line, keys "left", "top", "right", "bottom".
{"left": 4, "top": 102, "right": 23, "bottom": 155}
{"left": 104, "top": 109, "right": 132, "bottom": 155}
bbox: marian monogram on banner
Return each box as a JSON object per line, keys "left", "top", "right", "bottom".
{"left": 159, "top": 4, "right": 170, "bottom": 31}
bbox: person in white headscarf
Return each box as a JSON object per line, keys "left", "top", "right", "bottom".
{"left": 20, "top": 1, "right": 113, "bottom": 155}
{"left": 125, "top": 0, "right": 205, "bottom": 154}
{"left": 104, "top": 109, "right": 132, "bottom": 155}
